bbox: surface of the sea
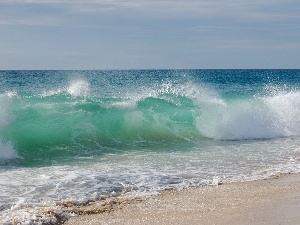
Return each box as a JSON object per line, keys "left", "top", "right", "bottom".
{"left": 1, "top": 69, "right": 300, "bottom": 224}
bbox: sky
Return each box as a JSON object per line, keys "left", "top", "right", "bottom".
{"left": 0, "top": 0, "right": 299, "bottom": 69}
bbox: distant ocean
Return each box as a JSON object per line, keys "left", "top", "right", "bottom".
{"left": 1, "top": 70, "right": 300, "bottom": 224}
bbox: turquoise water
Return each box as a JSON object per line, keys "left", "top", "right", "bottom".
{"left": 1, "top": 70, "right": 300, "bottom": 224}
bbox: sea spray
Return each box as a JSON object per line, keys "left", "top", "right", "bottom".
{"left": 0, "top": 92, "right": 19, "bottom": 161}
{"left": 0, "top": 141, "right": 18, "bottom": 160}
{"left": 196, "top": 96, "right": 281, "bottom": 140}
{"left": 67, "top": 79, "right": 90, "bottom": 97}
{"left": 0, "top": 70, "right": 300, "bottom": 224}
{"left": 1, "top": 73, "right": 300, "bottom": 163}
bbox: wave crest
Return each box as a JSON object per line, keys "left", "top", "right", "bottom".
{"left": 67, "top": 79, "right": 90, "bottom": 97}
{"left": 0, "top": 141, "right": 19, "bottom": 160}
{"left": 196, "top": 90, "right": 300, "bottom": 140}
{"left": 2, "top": 81, "right": 300, "bottom": 163}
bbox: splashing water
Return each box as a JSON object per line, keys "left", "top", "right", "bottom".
{"left": 0, "top": 70, "right": 300, "bottom": 224}
{"left": 67, "top": 79, "right": 90, "bottom": 97}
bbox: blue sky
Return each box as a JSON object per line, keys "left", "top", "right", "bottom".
{"left": 0, "top": 0, "right": 299, "bottom": 69}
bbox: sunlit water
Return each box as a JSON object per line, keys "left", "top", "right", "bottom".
{"left": 0, "top": 70, "right": 300, "bottom": 224}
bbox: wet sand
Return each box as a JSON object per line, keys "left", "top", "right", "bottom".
{"left": 65, "top": 173, "right": 300, "bottom": 225}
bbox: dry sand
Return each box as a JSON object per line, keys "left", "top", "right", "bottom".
{"left": 65, "top": 173, "right": 300, "bottom": 225}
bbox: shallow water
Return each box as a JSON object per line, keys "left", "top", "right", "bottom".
{"left": 1, "top": 70, "right": 300, "bottom": 224}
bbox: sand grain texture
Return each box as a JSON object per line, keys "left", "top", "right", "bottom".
{"left": 66, "top": 174, "right": 300, "bottom": 225}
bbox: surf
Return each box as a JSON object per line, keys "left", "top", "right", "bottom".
{"left": 1, "top": 80, "right": 300, "bottom": 165}
{"left": 1, "top": 70, "right": 300, "bottom": 225}
{"left": 1, "top": 70, "right": 300, "bottom": 165}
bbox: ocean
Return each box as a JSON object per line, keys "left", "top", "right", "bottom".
{"left": 0, "top": 70, "right": 300, "bottom": 224}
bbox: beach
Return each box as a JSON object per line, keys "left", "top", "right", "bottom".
{"left": 65, "top": 173, "right": 300, "bottom": 225}
{"left": 1, "top": 70, "right": 300, "bottom": 224}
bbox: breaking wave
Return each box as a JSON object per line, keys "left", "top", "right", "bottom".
{"left": 1, "top": 78, "right": 300, "bottom": 163}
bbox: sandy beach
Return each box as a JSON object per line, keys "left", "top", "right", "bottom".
{"left": 64, "top": 173, "right": 300, "bottom": 225}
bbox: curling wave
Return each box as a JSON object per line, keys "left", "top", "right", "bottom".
{"left": 1, "top": 81, "right": 300, "bottom": 163}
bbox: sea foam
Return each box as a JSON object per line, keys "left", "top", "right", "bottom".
{"left": 196, "top": 90, "right": 300, "bottom": 140}
{"left": 0, "top": 141, "right": 18, "bottom": 160}
{"left": 1, "top": 70, "right": 300, "bottom": 224}
{"left": 0, "top": 92, "right": 19, "bottom": 160}
{"left": 67, "top": 79, "right": 90, "bottom": 97}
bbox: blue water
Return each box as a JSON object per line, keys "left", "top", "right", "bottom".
{"left": 1, "top": 70, "right": 300, "bottom": 224}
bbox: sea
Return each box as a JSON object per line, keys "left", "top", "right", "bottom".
{"left": 0, "top": 70, "right": 300, "bottom": 224}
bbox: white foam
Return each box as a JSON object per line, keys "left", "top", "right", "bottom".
{"left": 121, "top": 81, "right": 224, "bottom": 110}
{"left": 0, "top": 92, "right": 14, "bottom": 128}
{"left": 1, "top": 82, "right": 300, "bottom": 224}
{"left": 196, "top": 90, "right": 300, "bottom": 140}
{"left": 1, "top": 137, "right": 300, "bottom": 224}
{"left": 0, "top": 92, "right": 19, "bottom": 160}
{"left": 67, "top": 79, "right": 90, "bottom": 97}
{"left": 264, "top": 91, "right": 300, "bottom": 136}
{"left": 0, "top": 141, "right": 18, "bottom": 160}
{"left": 109, "top": 100, "right": 137, "bottom": 109}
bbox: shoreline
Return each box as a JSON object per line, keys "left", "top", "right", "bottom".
{"left": 64, "top": 172, "right": 300, "bottom": 225}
